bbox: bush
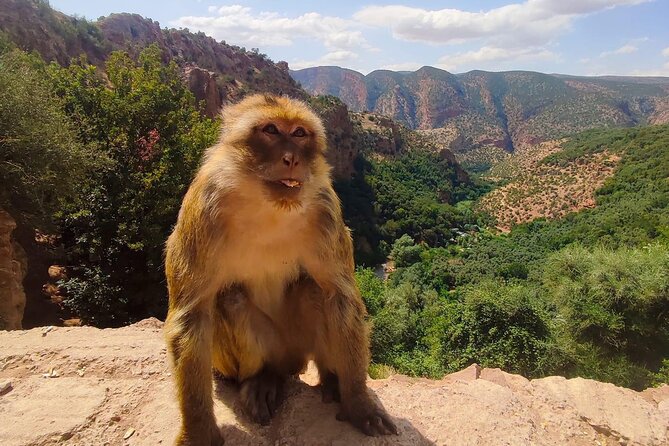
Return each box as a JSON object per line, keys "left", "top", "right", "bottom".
{"left": 0, "top": 49, "right": 101, "bottom": 226}
{"left": 390, "top": 234, "right": 424, "bottom": 267}
{"left": 545, "top": 244, "right": 669, "bottom": 389}
{"left": 440, "top": 281, "right": 553, "bottom": 377}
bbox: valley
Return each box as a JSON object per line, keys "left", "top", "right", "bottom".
{"left": 0, "top": 0, "right": 667, "bottom": 398}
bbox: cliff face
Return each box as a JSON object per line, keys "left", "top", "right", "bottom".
{"left": 309, "top": 97, "right": 358, "bottom": 179}
{"left": 0, "top": 322, "right": 667, "bottom": 445}
{"left": 0, "top": 210, "right": 27, "bottom": 330}
{"left": 292, "top": 66, "right": 669, "bottom": 159}
{"left": 183, "top": 65, "right": 222, "bottom": 118}
{"left": 352, "top": 112, "right": 405, "bottom": 156}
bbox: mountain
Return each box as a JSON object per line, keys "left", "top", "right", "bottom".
{"left": 0, "top": 0, "right": 304, "bottom": 110}
{"left": 292, "top": 66, "right": 669, "bottom": 168}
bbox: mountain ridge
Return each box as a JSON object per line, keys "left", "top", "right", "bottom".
{"left": 292, "top": 65, "right": 669, "bottom": 168}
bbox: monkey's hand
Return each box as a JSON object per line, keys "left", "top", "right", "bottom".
{"left": 336, "top": 394, "right": 399, "bottom": 436}
{"left": 175, "top": 420, "right": 223, "bottom": 446}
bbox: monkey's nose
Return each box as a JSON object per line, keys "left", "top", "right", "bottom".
{"left": 282, "top": 153, "right": 299, "bottom": 167}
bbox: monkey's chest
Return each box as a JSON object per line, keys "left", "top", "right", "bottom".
{"left": 217, "top": 211, "right": 313, "bottom": 315}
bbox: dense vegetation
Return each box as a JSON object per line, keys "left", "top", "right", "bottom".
{"left": 50, "top": 46, "right": 219, "bottom": 325}
{"left": 355, "top": 124, "right": 669, "bottom": 389}
{"left": 336, "top": 150, "right": 488, "bottom": 265}
{"left": 0, "top": 43, "right": 218, "bottom": 325}
{"left": 0, "top": 47, "right": 101, "bottom": 227}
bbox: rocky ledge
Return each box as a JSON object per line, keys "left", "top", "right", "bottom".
{"left": 0, "top": 320, "right": 667, "bottom": 445}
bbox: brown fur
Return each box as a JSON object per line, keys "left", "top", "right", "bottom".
{"left": 164, "top": 94, "right": 397, "bottom": 445}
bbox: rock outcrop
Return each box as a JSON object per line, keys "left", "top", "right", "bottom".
{"left": 183, "top": 64, "right": 222, "bottom": 118}
{"left": 353, "top": 112, "right": 405, "bottom": 156}
{"left": 0, "top": 321, "right": 667, "bottom": 445}
{"left": 0, "top": 210, "right": 27, "bottom": 330}
{"left": 310, "top": 97, "right": 358, "bottom": 179}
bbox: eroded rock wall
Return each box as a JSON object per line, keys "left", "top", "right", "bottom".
{"left": 0, "top": 210, "right": 26, "bottom": 330}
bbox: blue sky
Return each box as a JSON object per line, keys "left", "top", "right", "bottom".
{"left": 50, "top": 0, "right": 669, "bottom": 76}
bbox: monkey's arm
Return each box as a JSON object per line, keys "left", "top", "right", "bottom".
{"left": 164, "top": 181, "right": 223, "bottom": 446}
{"left": 312, "top": 225, "right": 398, "bottom": 436}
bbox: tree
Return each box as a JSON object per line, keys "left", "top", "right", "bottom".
{"left": 0, "top": 49, "right": 101, "bottom": 226}
{"left": 51, "top": 45, "right": 219, "bottom": 325}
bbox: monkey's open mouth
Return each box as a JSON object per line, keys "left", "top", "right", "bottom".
{"left": 278, "top": 179, "right": 302, "bottom": 188}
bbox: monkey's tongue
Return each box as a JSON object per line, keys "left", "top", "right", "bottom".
{"left": 280, "top": 179, "right": 302, "bottom": 188}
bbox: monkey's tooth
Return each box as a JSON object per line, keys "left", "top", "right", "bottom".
{"left": 280, "top": 179, "right": 301, "bottom": 188}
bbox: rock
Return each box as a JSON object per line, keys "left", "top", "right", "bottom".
{"left": 442, "top": 363, "right": 481, "bottom": 382}
{"left": 63, "top": 318, "right": 82, "bottom": 327}
{"left": 47, "top": 265, "right": 67, "bottom": 281}
{"left": 0, "top": 322, "right": 667, "bottom": 445}
{"left": 0, "top": 210, "right": 27, "bottom": 330}
{"left": 0, "top": 380, "right": 12, "bottom": 395}
{"left": 123, "top": 427, "right": 135, "bottom": 440}
{"left": 479, "top": 367, "right": 530, "bottom": 392}
{"left": 312, "top": 98, "right": 358, "bottom": 179}
{"left": 183, "top": 64, "right": 222, "bottom": 119}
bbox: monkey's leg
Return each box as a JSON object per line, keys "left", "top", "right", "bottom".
{"left": 165, "top": 301, "right": 223, "bottom": 446}
{"left": 213, "top": 288, "right": 287, "bottom": 425}
{"left": 317, "top": 279, "right": 398, "bottom": 437}
{"left": 318, "top": 369, "right": 341, "bottom": 403}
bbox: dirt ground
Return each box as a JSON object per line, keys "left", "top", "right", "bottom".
{"left": 1, "top": 319, "right": 667, "bottom": 445}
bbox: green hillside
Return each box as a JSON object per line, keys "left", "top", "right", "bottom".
{"left": 354, "top": 124, "right": 669, "bottom": 389}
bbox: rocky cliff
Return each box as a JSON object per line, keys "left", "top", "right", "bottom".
{"left": 0, "top": 321, "right": 667, "bottom": 445}
{"left": 0, "top": 0, "right": 304, "bottom": 112}
{"left": 0, "top": 210, "right": 27, "bottom": 330}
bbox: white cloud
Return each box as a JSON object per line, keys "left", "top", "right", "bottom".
{"left": 600, "top": 44, "right": 638, "bottom": 57}
{"left": 663, "top": 47, "right": 669, "bottom": 57}
{"left": 599, "top": 38, "right": 648, "bottom": 57}
{"left": 439, "top": 46, "right": 557, "bottom": 71}
{"left": 290, "top": 51, "right": 360, "bottom": 70}
{"left": 380, "top": 62, "right": 425, "bottom": 72}
{"left": 173, "top": 5, "right": 368, "bottom": 51}
{"left": 354, "top": 0, "right": 649, "bottom": 47}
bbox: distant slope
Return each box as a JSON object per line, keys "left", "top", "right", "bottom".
{"left": 292, "top": 66, "right": 669, "bottom": 167}
{"left": 477, "top": 140, "right": 620, "bottom": 231}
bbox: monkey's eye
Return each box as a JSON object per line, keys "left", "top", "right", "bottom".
{"left": 291, "top": 127, "right": 306, "bottom": 137}
{"left": 262, "top": 123, "right": 279, "bottom": 135}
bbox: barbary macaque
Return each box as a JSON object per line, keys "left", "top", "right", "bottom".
{"left": 164, "top": 94, "right": 397, "bottom": 445}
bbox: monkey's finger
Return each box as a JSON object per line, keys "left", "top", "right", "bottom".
{"left": 371, "top": 416, "right": 389, "bottom": 435}
{"left": 358, "top": 419, "right": 377, "bottom": 437}
{"left": 379, "top": 412, "right": 399, "bottom": 435}
{"left": 256, "top": 402, "right": 271, "bottom": 426}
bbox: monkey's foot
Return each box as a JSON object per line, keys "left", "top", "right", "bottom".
{"left": 239, "top": 368, "right": 285, "bottom": 425}
{"left": 337, "top": 395, "right": 399, "bottom": 437}
{"left": 175, "top": 421, "right": 224, "bottom": 446}
{"left": 320, "top": 371, "right": 341, "bottom": 403}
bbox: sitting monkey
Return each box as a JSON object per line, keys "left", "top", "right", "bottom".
{"left": 164, "top": 94, "right": 397, "bottom": 445}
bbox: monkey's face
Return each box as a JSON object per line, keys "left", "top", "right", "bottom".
{"left": 246, "top": 118, "right": 320, "bottom": 205}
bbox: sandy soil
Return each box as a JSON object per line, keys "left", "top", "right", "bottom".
{"left": 1, "top": 320, "right": 667, "bottom": 446}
